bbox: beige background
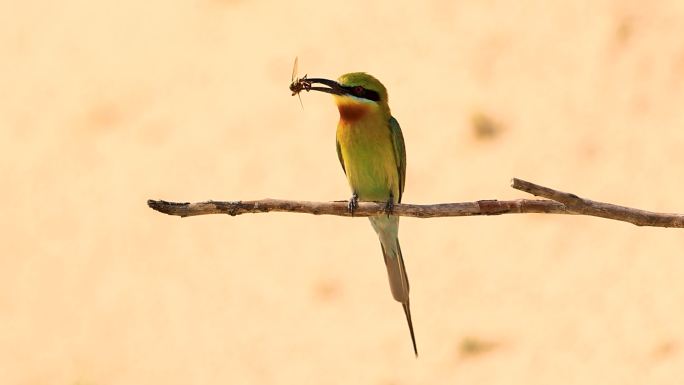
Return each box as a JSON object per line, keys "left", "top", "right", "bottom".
{"left": 2, "top": 1, "right": 684, "bottom": 384}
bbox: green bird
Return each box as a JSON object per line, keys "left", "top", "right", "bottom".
{"left": 303, "top": 73, "right": 416, "bottom": 355}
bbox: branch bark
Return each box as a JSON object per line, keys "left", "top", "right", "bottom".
{"left": 510, "top": 178, "right": 684, "bottom": 227}
{"left": 147, "top": 178, "right": 684, "bottom": 228}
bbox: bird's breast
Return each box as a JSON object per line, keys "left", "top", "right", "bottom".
{"left": 336, "top": 118, "right": 399, "bottom": 202}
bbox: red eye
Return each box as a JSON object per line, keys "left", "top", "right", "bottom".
{"left": 353, "top": 86, "right": 364, "bottom": 95}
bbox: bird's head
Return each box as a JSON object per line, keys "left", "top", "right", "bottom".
{"left": 306, "top": 72, "right": 390, "bottom": 121}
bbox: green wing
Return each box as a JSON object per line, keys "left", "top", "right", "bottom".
{"left": 336, "top": 138, "right": 346, "bottom": 175}
{"left": 389, "top": 116, "right": 406, "bottom": 203}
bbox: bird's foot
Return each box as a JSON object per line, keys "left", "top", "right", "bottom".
{"left": 384, "top": 200, "right": 395, "bottom": 217}
{"left": 347, "top": 193, "right": 358, "bottom": 216}
{"left": 384, "top": 193, "right": 395, "bottom": 217}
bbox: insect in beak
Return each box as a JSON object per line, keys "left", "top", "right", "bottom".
{"left": 289, "top": 57, "right": 312, "bottom": 108}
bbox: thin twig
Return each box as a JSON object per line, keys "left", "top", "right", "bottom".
{"left": 510, "top": 178, "right": 684, "bottom": 227}
{"left": 146, "top": 178, "right": 684, "bottom": 228}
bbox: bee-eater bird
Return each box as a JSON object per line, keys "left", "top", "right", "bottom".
{"left": 303, "top": 73, "right": 416, "bottom": 355}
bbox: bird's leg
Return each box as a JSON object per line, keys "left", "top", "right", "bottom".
{"left": 384, "top": 192, "right": 395, "bottom": 217}
{"left": 347, "top": 193, "right": 359, "bottom": 216}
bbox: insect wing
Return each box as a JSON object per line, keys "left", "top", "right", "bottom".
{"left": 291, "top": 57, "right": 299, "bottom": 84}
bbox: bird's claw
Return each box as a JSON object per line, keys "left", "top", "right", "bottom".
{"left": 384, "top": 199, "right": 394, "bottom": 217}
{"left": 347, "top": 193, "right": 359, "bottom": 216}
{"left": 384, "top": 192, "right": 395, "bottom": 217}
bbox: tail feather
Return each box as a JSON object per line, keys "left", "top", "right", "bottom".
{"left": 379, "top": 234, "right": 417, "bottom": 356}
{"left": 379, "top": 241, "right": 409, "bottom": 303}
{"left": 402, "top": 302, "right": 418, "bottom": 356}
{"left": 370, "top": 215, "right": 417, "bottom": 355}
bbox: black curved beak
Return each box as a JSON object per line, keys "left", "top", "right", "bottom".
{"left": 305, "top": 78, "right": 349, "bottom": 96}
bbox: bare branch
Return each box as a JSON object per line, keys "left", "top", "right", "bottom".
{"left": 511, "top": 178, "right": 684, "bottom": 227}
{"left": 147, "top": 178, "right": 684, "bottom": 228}
{"left": 146, "top": 198, "right": 569, "bottom": 218}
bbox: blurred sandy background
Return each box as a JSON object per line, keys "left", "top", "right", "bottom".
{"left": 2, "top": 0, "right": 684, "bottom": 384}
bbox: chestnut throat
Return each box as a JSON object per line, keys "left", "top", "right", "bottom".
{"left": 337, "top": 103, "right": 370, "bottom": 122}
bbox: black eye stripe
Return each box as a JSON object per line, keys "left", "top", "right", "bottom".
{"left": 342, "top": 86, "right": 380, "bottom": 102}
